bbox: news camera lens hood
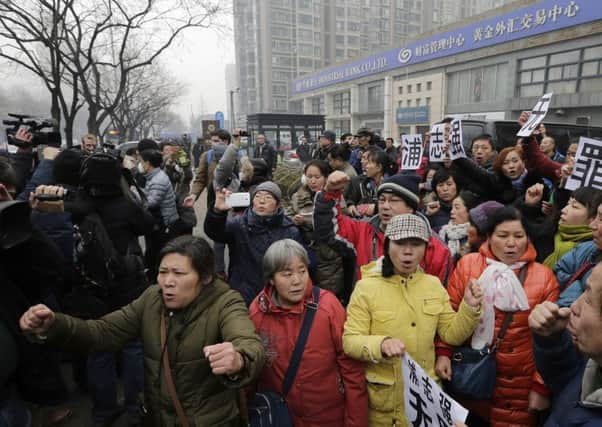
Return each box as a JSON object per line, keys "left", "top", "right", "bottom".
{"left": 0, "top": 200, "right": 32, "bottom": 249}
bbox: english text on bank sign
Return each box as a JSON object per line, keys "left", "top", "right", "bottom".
{"left": 292, "top": 0, "right": 593, "bottom": 95}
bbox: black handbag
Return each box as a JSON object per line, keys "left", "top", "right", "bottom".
{"left": 248, "top": 286, "right": 320, "bottom": 427}
{"left": 449, "top": 265, "right": 528, "bottom": 400}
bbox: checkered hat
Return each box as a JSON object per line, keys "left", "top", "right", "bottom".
{"left": 385, "top": 214, "right": 430, "bottom": 243}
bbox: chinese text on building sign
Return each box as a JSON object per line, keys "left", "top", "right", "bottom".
{"left": 292, "top": 0, "right": 592, "bottom": 95}
{"left": 403, "top": 354, "right": 468, "bottom": 426}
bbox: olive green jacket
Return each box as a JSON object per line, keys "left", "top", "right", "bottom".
{"left": 44, "top": 281, "right": 265, "bottom": 427}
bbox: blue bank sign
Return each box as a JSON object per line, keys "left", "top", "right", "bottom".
{"left": 397, "top": 106, "right": 429, "bottom": 124}
{"left": 292, "top": 0, "right": 596, "bottom": 96}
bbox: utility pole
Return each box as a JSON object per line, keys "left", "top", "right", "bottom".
{"left": 230, "top": 87, "right": 240, "bottom": 131}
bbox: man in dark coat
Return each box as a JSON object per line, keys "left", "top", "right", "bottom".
{"left": 253, "top": 134, "right": 276, "bottom": 175}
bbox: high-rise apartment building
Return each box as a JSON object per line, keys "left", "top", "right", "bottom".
{"left": 233, "top": 0, "right": 513, "bottom": 117}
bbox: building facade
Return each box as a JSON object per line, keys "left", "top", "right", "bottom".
{"left": 289, "top": 0, "right": 602, "bottom": 139}
{"left": 233, "top": 0, "right": 509, "bottom": 118}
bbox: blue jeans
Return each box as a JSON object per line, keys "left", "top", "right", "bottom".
{"left": 87, "top": 341, "right": 143, "bottom": 426}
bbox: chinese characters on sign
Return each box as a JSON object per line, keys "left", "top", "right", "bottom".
{"left": 473, "top": 1, "right": 580, "bottom": 42}
{"left": 403, "top": 354, "right": 468, "bottom": 427}
{"left": 449, "top": 120, "right": 467, "bottom": 160}
{"left": 565, "top": 137, "right": 602, "bottom": 191}
{"left": 429, "top": 124, "right": 446, "bottom": 163}
{"left": 517, "top": 93, "right": 554, "bottom": 137}
{"left": 401, "top": 134, "right": 423, "bottom": 170}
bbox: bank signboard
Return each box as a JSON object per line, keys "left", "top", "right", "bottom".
{"left": 292, "top": 0, "right": 595, "bottom": 96}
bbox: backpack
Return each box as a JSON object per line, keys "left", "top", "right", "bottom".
{"left": 80, "top": 152, "right": 123, "bottom": 197}
{"left": 74, "top": 213, "right": 123, "bottom": 291}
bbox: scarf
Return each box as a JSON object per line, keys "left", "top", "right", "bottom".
{"left": 471, "top": 258, "right": 530, "bottom": 349}
{"left": 439, "top": 222, "right": 469, "bottom": 257}
{"left": 543, "top": 223, "right": 593, "bottom": 268}
{"left": 510, "top": 169, "right": 528, "bottom": 192}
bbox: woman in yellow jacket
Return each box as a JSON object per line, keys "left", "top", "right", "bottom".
{"left": 343, "top": 214, "right": 483, "bottom": 426}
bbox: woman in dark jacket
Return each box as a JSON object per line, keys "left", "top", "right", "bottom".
{"left": 452, "top": 145, "right": 549, "bottom": 205}
{"left": 205, "top": 181, "right": 303, "bottom": 305}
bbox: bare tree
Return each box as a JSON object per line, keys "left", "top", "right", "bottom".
{"left": 106, "top": 63, "right": 184, "bottom": 141}
{"left": 0, "top": 0, "right": 229, "bottom": 144}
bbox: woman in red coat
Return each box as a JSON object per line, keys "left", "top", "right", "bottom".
{"left": 249, "top": 239, "right": 368, "bottom": 427}
{"left": 437, "top": 206, "right": 559, "bottom": 426}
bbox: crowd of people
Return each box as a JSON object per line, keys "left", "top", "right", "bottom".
{"left": 1, "top": 116, "right": 602, "bottom": 427}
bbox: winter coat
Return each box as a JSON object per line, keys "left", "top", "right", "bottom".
{"left": 143, "top": 167, "right": 179, "bottom": 227}
{"left": 204, "top": 207, "right": 302, "bottom": 305}
{"left": 521, "top": 136, "right": 562, "bottom": 182}
{"left": 344, "top": 175, "right": 380, "bottom": 211}
{"left": 190, "top": 150, "right": 219, "bottom": 198}
{"left": 40, "top": 281, "right": 265, "bottom": 427}
{"left": 250, "top": 282, "right": 368, "bottom": 427}
{"left": 452, "top": 157, "right": 549, "bottom": 205}
{"left": 424, "top": 200, "right": 451, "bottom": 233}
{"left": 313, "top": 189, "right": 454, "bottom": 286}
{"left": 254, "top": 143, "right": 277, "bottom": 172}
{"left": 343, "top": 261, "right": 481, "bottom": 426}
{"left": 533, "top": 330, "right": 602, "bottom": 427}
{"left": 296, "top": 144, "right": 312, "bottom": 163}
{"left": 443, "top": 242, "right": 559, "bottom": 426}
{"left": 312, "top": 143, "right": 336, "bottom": 162}
{"left": 287, "top": 186, "right": 347, "bottom": 298}
{"left": 555, "top": 241, "right": 601, "bottom": 307}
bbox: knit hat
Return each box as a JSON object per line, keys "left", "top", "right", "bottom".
{"left": 252, "top": 181, "right": 282, "bottom": 203}
{"left": 320, "top": 130, "right": 336, "bottom": 143}
{"left": 385, "top": 214, "right": 430, "bottom": 243}
{"left": 377, "top": 174, "right": 420, "bottom": 210}
{"left": 469, "top": 201, "right": 504, "bottom": 235}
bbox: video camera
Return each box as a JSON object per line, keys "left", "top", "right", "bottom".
{"left": 3, "top": 113, "right": 61, "bottom": 148}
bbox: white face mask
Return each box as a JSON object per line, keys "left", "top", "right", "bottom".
{"left": 137, "top": 162, "right": 145, "bottom": 174}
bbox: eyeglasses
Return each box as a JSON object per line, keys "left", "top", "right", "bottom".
{"left": 254, "top": 193, "right": 276, "bottom": 202}
{"left": 378, "top": 197, "right": 405, "bottom": 205}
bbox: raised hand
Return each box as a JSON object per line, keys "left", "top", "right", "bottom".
{"left": 19, "top": 304, "right": 56, "bottom": 335}
{"left": 528, "top": 301, "right": 570, "bottom": 337}
{"left": 463, "top": 278, "right": 483, "bottom": 309}
{"left": 203, "top": 342, "right": 244, "bottom": 376}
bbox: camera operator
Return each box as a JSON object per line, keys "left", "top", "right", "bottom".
{"left": 0, "top": 160, "right": 72, "bottom": 425}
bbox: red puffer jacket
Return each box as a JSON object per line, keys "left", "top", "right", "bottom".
{"left": 249, "top": 281, "right": 368, "bottom": 427}
{"left": 443, "top": 242, "right": 559, "bottom": 426}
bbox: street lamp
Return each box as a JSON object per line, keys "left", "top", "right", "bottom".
{"left": 229, "top": 87, "right": 240, "bottom": 131}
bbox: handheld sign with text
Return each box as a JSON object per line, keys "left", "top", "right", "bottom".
{"left": 429, "top": 124, "right": 446, "bottom": 163}
{"left": 449, "top": 119, "right": 466, "bottom": 160}
{"left": 401, "top": 134, "right": 423, "bottom": 170}
{"left": 402, "top": 353, "right": 468, "bottom": 427}
{"left": 565, "top": 136, "right": 602, "bottom": 191}
{"left": 517, "top": 93, "right": 553, "bottom": 137}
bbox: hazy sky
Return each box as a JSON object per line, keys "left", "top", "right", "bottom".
{"left": 163, "top": 18, "right": 236, "bottom": 121}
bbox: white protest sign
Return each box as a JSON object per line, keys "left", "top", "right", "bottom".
{"left": 565, "top": 136, "right": 602, "bottom": 191}
{"left": 449, "top": 119, "right": 466, "bottom": 160}
{"left": 401, "top": 134, "right": 423, "bottom": 170}
{"left": 429, "top": 123, "right": 446, "bottom": 163}
{"left": 403, "top": 353, "right": 468, "bottom": 427}
{"left": 517, "top": 92, "right": 553, "bottom": 137}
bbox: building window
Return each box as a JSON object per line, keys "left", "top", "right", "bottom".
{"left": 426, "top": 97, "right": 431, "bottom": 105}
{"left": 407, "top": 84, "right": 412, "bottom": 94}
{"left": 398, "top": 86, "right": 403, "bottom": 95}
{"left": 367, "top": 85, "right": 383, "bottom": 112}
{"left": 415, "top": 98, "right": 421, "bottom": 106}
{"left": 398, "top": 100, "right": 403, "bottom": 107}
{"left": 416, "top": 83, "right": 422, "bottom": 92}
{"left": 298, "top": 14, "right": 313, "bottom": 25}
{"left": 426, "top": 81, "right": 432, "bottom": 90}
{"left": 406, "top": 100, "right": 411, "bottom": 107}
{"left": 333, "top": 91, "right": 351, "bottom": 115}
{"left": 311, "top": 96, "right": 325, "bottom": 115}
{"left": 447, "top": 63, "right": 508, "bottom": 104}
{"left": 516, "top": 46, "right": 602, "bottom": 96}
